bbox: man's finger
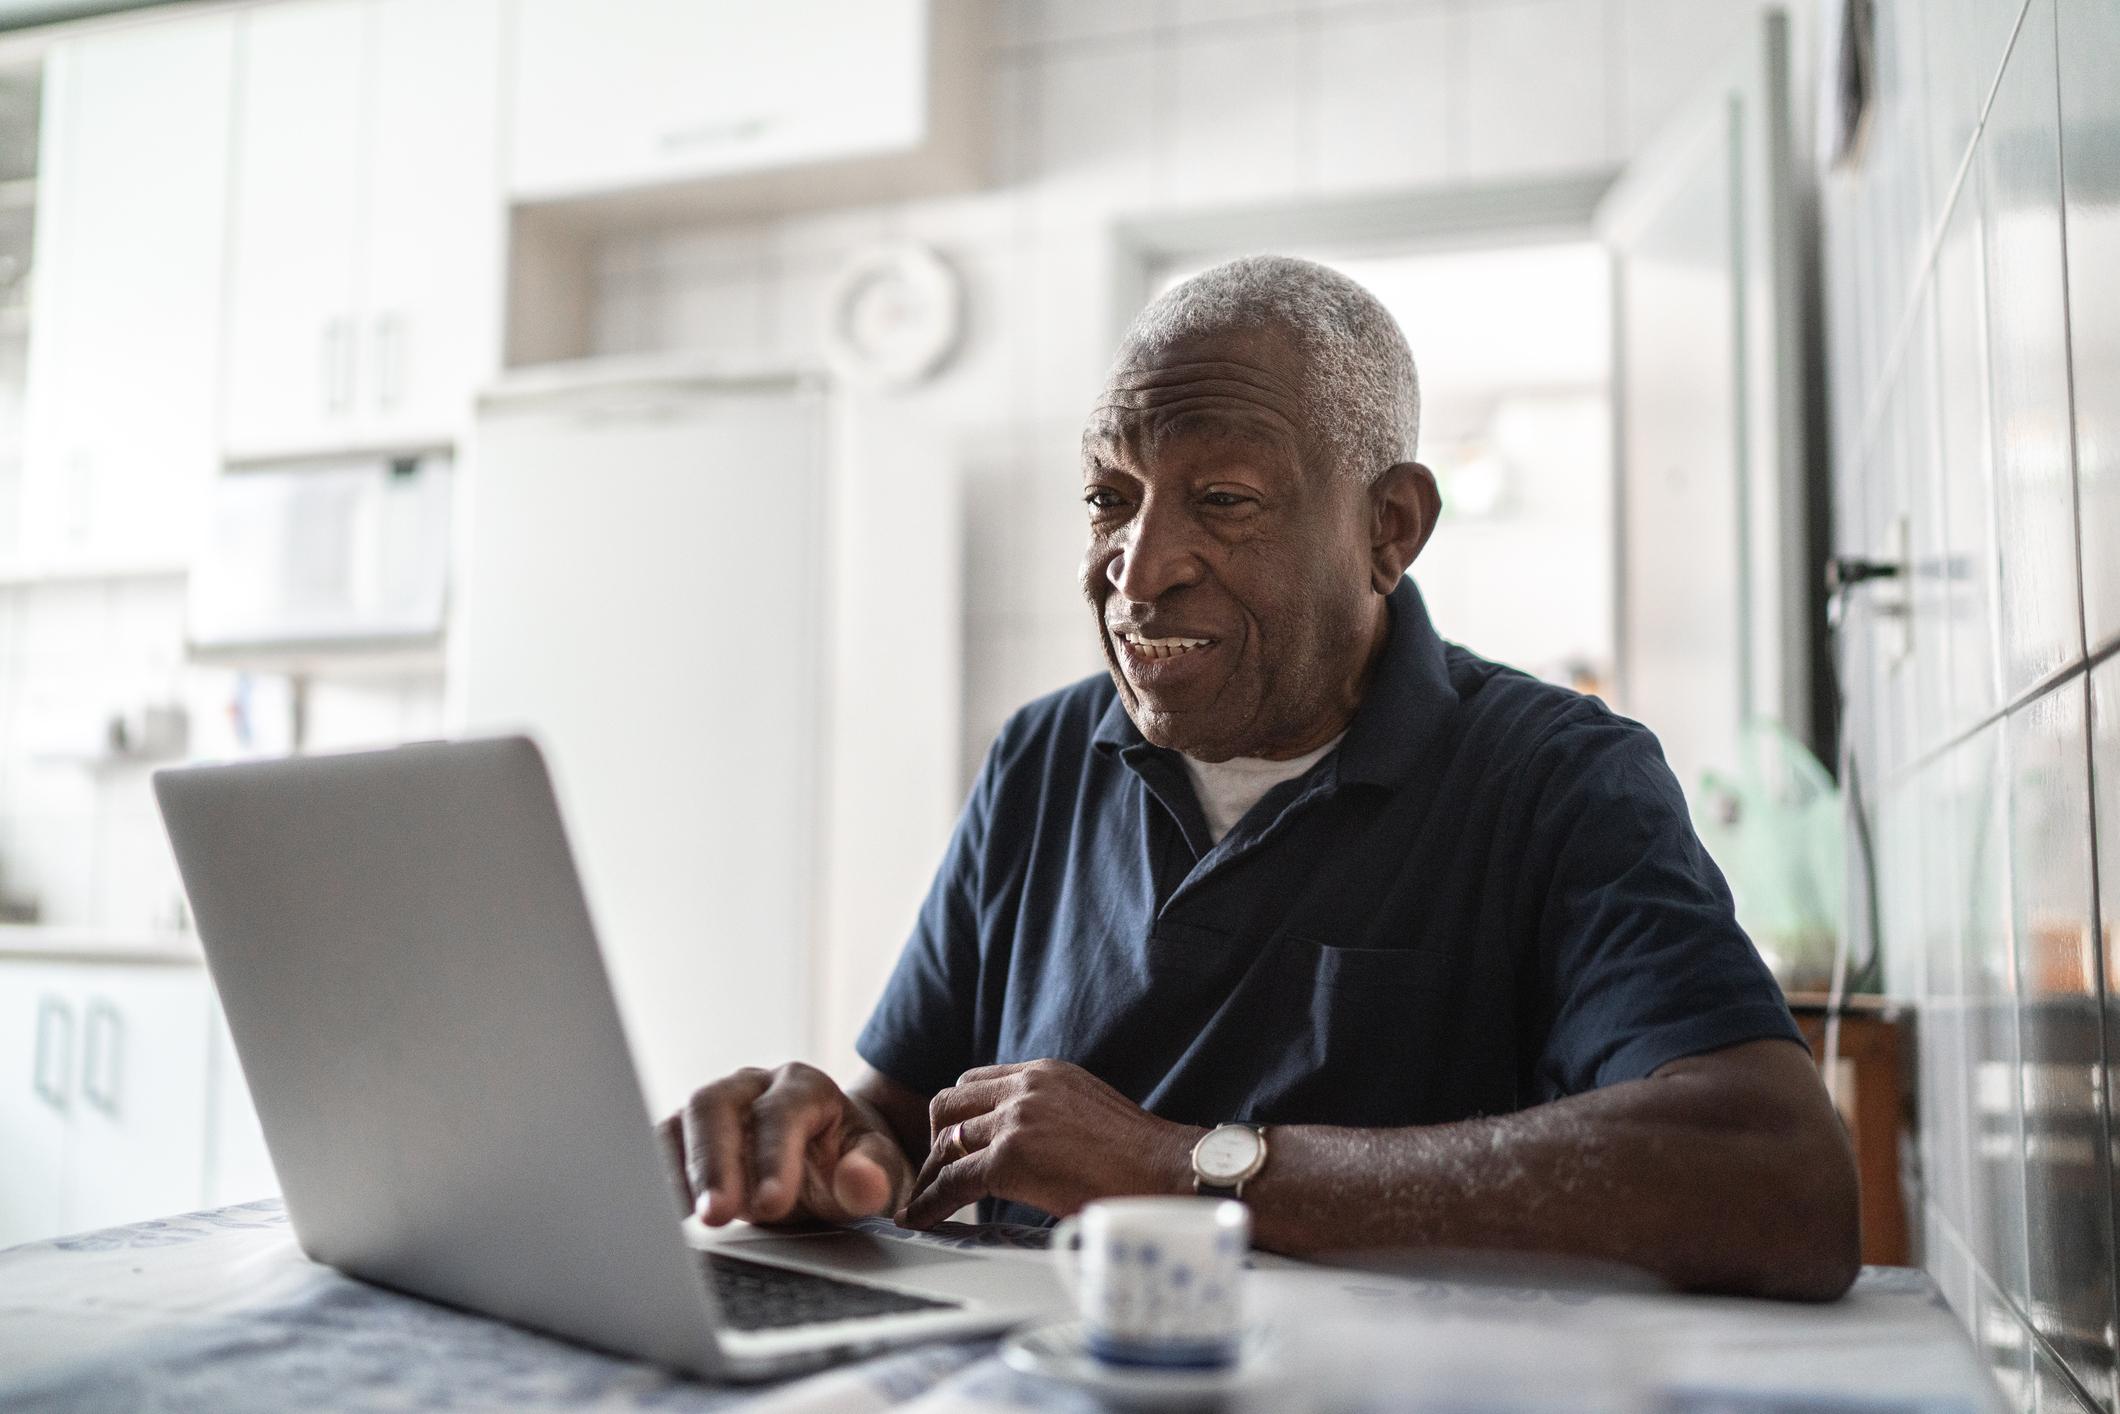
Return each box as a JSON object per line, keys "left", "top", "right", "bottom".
{"left": 656, "top": 1114, "right": 692, "bottom": 1218}
{"left": 821, "top": 1128, "right": 903, "bottom": 1221}
{"left": 927, "top": 1078, "right": 1013, "bottom": 1136}
{"left": 684, "top": 1069, "right": 770, "bottom": 1224}
{"left": 746, "top": 1069, "right": 842, "bottom": 1223}
{"left": 899, "top": 1148, "right": 996, "bottom": 1230}
{"left": 909, "top": 1108, "right": 1001, "bottom": 1200}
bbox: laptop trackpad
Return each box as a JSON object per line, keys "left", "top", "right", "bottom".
{"left": 729, "top": 1230, "right": 987, "bottom": 1276}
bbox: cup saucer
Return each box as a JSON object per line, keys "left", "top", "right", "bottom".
{"left": 999, "top": 1319, "right": 1281, "bottom": 1405}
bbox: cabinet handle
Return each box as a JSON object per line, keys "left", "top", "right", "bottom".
{"left": 374, "top": 312, "right": 406, "bottom": 411}
{"left": 322, "top": 318, "right": 355, "bottom": 415}
{"left": 81, "top": 998, "right": 123, "bottom": 1117}
{"left": 62, "top": 449, "right": 94, "bottom": 547}
{"left": 32, "top": 996, "right": 73, "bottom": 1112}
{"left": 656, "top": 113, "right": 775, "bottom": 154}
{"left": 319, "top": 322, "right": 336, "bottom": 413}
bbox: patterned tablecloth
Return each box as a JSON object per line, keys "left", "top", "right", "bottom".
{"left": 0, "top": 1200, "right": 2006, "bottom": 1412}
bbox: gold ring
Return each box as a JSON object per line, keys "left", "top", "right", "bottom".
{"left": 944, "top": 1122, "right": 965, "bottom": 1160}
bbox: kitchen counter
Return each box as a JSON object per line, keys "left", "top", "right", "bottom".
{"left": 0, "top": 925, "right": 202, "bottom": 967}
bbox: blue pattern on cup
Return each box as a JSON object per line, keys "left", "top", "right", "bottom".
{"left": 1055, "top": 1199, "right": 1249, "bottom": 1372}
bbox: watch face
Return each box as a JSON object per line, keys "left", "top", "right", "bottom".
{"left": 1195, "top": 1126, "right": 1262, "bottom": 1182}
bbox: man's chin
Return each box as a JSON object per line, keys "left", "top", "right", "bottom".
{"left": 1100, "top": 655, "right": 1256, "bottom": 753}
{"left": 1120, "top": 698, "right": 1247, "bottom": 760}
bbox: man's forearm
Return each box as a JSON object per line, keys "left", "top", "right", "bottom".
{"left": 1231, "top": 1041, "right": 1859, "bottom": 1301}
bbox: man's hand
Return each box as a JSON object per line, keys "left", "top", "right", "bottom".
{"left": 659, "top": 1063, "right": 917, "bottom": 1227}
{"left": 900, "top": 1059, "right": 1203, "bottom": 1228}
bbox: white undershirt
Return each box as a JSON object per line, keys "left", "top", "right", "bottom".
{"left": 1179, "top": 733, "right": 1346, "bottom": 845}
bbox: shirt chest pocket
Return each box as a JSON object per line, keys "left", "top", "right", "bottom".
{"left": 1266, "top": 936, "right": 1455, "bottom": 1123}
{"left": 1289, "top": 936, "right": 1451, "bottom": 994}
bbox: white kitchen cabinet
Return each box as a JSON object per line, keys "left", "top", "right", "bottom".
{"left": 507, "top": 0, "right": 979, "bottom": 212}
{"left": 204, "top": 994, "right": 277, "bottom": 1208}
{"left": 223, "top": 0, "right": 502, "bottom": 460}
{"left": 18, "top": 13, "right": 236, "bottom": 571}
{"left": 0, "top": 955, "right": 268, "bottom": 1248}
{"left": 360, "top": 0, "right": 505, "bottom": 445}
{"left": 0, "top": 964, "right": 70, "bottom": 1245}
{"left": 220, "top": 0, "right": 366, "bottom": 460}
{"left": 64, "top": 966, "right": 213, "bottom": 1233}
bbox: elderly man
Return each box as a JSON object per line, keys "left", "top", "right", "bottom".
{"left": 662, "top": 255, "right": 1860, "bottom": 1301}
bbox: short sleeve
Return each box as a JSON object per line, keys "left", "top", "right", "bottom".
{"left": 1530, "top": 715, "right": 1803, "bottom": 1099}
{"left": 854, "top": 736, "right": 1000, "bottom": 1096}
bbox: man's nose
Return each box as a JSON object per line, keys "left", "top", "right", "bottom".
{"left": 1105, "top": 502, "right": 1203, "bottom": 604}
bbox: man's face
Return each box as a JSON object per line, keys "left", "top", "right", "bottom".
{"left": 1079, "top": 326, "right": 1385, "bottom": 762}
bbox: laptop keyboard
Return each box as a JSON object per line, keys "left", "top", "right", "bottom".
{"left": 698, "top": 1250, "right": 961, "bottom": 1332}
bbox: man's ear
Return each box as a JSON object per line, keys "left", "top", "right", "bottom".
{"left": 1367, "top": 462, "right": 1441, "bottom": 593}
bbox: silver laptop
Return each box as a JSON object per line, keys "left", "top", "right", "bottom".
{"left": 153, "top": 735, "right": 1066, "bottom": 1381}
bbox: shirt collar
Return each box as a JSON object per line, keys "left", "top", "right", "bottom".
{"left": 1335, "top": 576, "right": 1458, "bottom": 789}
{"left": 1090, "top": 576, "right": 1458, "bottom": 792}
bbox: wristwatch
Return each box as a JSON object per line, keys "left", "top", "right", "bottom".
{"left": 1190, "top": 1123, "right": 1268, "bottom": 1199}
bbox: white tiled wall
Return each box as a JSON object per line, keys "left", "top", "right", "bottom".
{"left": 1829, "top": 1, "right": 2119, "bottom": 1408}
{"left": 591, "top": 0, "right": 1778, "bottom": 786}
{"left": 2059, "top": 1, "right": 2120, "bottom": 658}
{"left": 0, "top": 575, "right": 189, "bottom": 931}
{"left": 0, "top": 563, "right": 445, "bottom": 934}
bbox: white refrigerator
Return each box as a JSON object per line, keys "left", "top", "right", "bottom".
{"left": 453, "top": 360, "right": 830, "bottom": 1115}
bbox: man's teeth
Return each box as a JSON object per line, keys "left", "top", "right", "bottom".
{"left": 1122, "top": 633, "right": 1211, "bottom": 661}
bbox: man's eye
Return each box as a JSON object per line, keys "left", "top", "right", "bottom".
{"left": 1084, "top": 489, "right": 1125, "bottom": 510}
{"left": 1202, "top": 492, "right": 1250, "bottom": 509}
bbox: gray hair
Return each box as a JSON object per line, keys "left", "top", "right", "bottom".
{"left": 1110, "top": 254, "right": 1421, "bottom": 485}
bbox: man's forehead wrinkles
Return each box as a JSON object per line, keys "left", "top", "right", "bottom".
{"left": 1083, "top": 387, "right": 1316, "bottom": 485}
{"left": 1147, "top": 405, "right": 1297, "bottom": 454}
{"left": 1106, "top": 360, "right": 1305, "bottom": 411}
{"left": 1109, "top": 357, "right": 1304, "bottom": 399}
{"left": 1097, "top": 380, "right": 1305, "bottom": 420}
{"left": 1084, "top": 398, "right": 1302, "bottom": 465}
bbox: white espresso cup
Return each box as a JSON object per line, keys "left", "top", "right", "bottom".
{"left": 1049, "top": 1196, "right": 1250, "bottom": 1368}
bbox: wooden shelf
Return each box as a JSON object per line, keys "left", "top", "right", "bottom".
{"left": 1793, "top": 1006, "right": 1911, "bottom": 1266}
{"left": 1783, "top": 990, "right": 1907, "bottom": 1017}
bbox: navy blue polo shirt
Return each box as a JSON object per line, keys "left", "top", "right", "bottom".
{"left": 857, "top": 578, "right": 1799, "bottom": 1221}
